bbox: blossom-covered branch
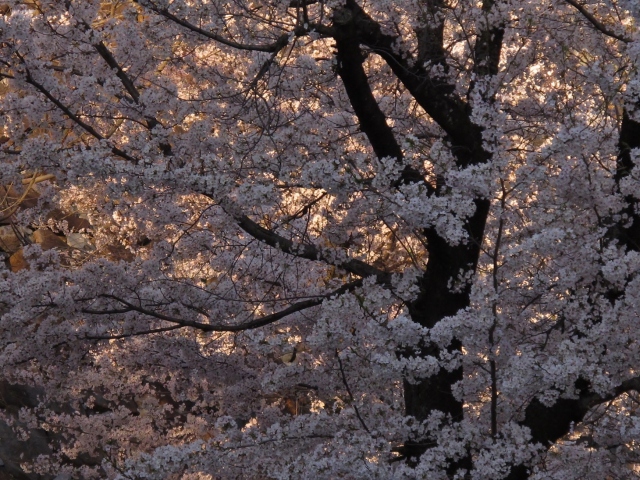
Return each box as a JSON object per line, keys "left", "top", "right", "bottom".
{"left": 564, "top": 0, "right": 632, "bottom": 43}
{"left": 226, "top": 204, "right": 393, "bottom": 286}
{"left": 81, "top": 280, "right": 362, "bottom": 334}
{"left": 17, "top": 55, "right": 139, "bottom": 163}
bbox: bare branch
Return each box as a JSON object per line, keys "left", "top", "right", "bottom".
{"left": 280, "top": 192, "right": 328, "bottom": 224}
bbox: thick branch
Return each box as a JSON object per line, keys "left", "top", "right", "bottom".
{"left": 331, "top": 7, "right": 436, "bottom": 190}
{"left": 399, "top": 194, "right": 490, "bottom": 471}
{"left": 610, "top": 110, "right": 640, "bottom": 251}
{"left": 337, "top": 1, "right": 488, "bottom": 168}
{"left": 506, "top": 110, "right": 640, "bottom": 479}
{"left": 506, "top": 108, "right": 640, "bottom": 480}
{"left": 415, "top": 0, "right": 447, "bottom": 68}
{"left": 474, "top": 0, "right": 505, "bottom": 78}
{"left": 333, "top": 11, "right": 403, "bottom": 162}
{"left": 329, "top": 6, "right": 493, "bottom": 471}
{"left": 506, "top": 376, "right": 640, "bottom": 479}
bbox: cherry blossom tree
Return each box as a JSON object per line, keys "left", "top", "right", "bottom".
{"left": 1, "top": 0, "right": 640, "bottom": 478}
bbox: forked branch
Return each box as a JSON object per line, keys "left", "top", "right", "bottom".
{"left": 564, "top": 0, "right": 631, "bottom": 43}
{"left": 82, "top": 280, "right": 362, "bottom": 335}
{"left": 18, "top": 57, "right": 139, "bottom": 164}
{"left": 506, "top": 376, "right": 640, "bottom": 479}
{"left": 134, "top": 0, "right": 292, "bottom": 52}
{"left": 234, "top": 212, "right": 392, "bottom": 286}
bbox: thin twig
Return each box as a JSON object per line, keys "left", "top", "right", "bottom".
{"left": 85, "top": 324, "right": 185, "bottom": 340}
{"left": 564, "top": 0, "right": 631, "bottom": 42}
{"left": 335, "top": 349, "right": 371, "bottom": 434}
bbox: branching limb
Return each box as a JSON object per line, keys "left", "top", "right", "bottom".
{"left": 564, "top": 0, "right": 631, "bottom": 43}
{"left": 93, "top": 41, "right": 142, "bottom": 106}
{"left": 66, "top": 10, "right": 164, "bottom": 131}
{"left": 333, "top": 12, "right": 402, "bottom": 163}
{"left": 17, "top": 56, "right": 139, "bottom": 164}
{"left": 91, "top": 40, "right": 163, "bottom": 130}
{"left": 214, "top": 194, "right": 391, "bottom": 284}
{"left": 82, "top": 280, "right": 362, "bottom": 335}
{"left": 332, "top": 6, "right": 435, "bottom": 191}
{"left": 505, "top": 375, "right": 640, "bottom": 480}
{"left": 89, "top": 38, "right": 174, "bottom": 156}
{"left": 335, "top": 349, "right": 371, "bottom": 434}
{"left": 336, "top": 1, "right": 488, "bottom": 168}
{"left": 134, "top": 0, "right": 291, "bottom": 52}
{"left": 233, "top": 211, "right": 392, "bottom": 286}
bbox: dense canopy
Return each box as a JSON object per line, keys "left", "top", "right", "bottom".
{"left": 2, "top": 0, "right": 640, "bottom": 478}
